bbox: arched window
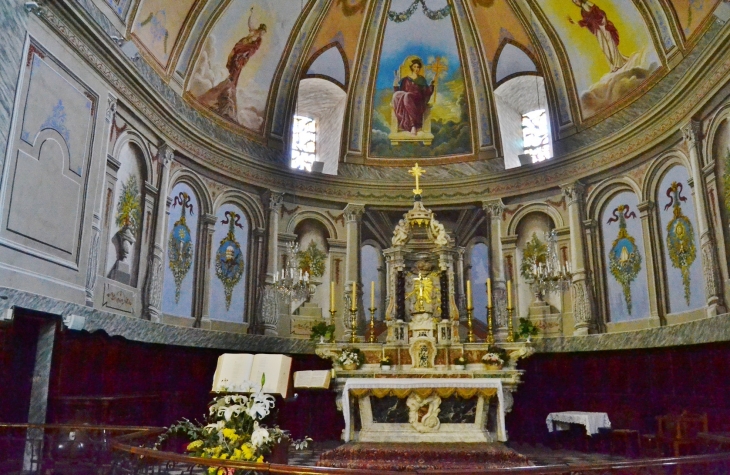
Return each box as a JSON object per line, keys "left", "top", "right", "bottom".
{"left": 291, "top": 115, "right": 317, "bottom": 171}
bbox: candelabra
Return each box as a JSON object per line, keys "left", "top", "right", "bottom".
{"left": 486, "top": 304, "right": 495, "bottom": 344}
{"left": 272, "top": 242, "right": 311, "bottom": 301}
{"left": 368, "top": 306, "right": 377, "bottom": 343}
{"left": 506, "top": 306, "right": 515, "bottom": 342}
{"left": 525, "top": 229, "right": 572, "bottom": 302}
{"left": 349, "top": 307, "right": 358, "bottom": 344}
{"left": 466, "top": 303, "right": 475, "bottom": 343}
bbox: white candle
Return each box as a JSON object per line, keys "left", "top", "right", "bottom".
{"left": 370, "top": 281, "right": 375, "bottom": 309}
{"left": 466, "top": 280, "right": 472, "bottom": 308}
{"left": 330, "top": 281, "right": 335, "bottom": 311}
{"left": 486, "top": 278, "right": 492, "bottom": 307}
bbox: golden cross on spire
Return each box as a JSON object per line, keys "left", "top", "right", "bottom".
{"left": 409, "top": 163, "right": 424, "bottom": 196}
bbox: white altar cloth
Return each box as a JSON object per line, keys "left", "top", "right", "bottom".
{"left": 342, "top": 378, "right": 506, "bottom": 442}
{"left": 546, "top": 411, "right": 611, "bottom": 436}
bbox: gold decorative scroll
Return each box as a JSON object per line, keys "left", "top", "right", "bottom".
{"left": 350, "top": 387, "right": 497, "bottom": 399}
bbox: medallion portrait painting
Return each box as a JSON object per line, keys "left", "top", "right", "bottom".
{"left": 369, "top": 0, "right": 472, "bottom": 159}
{"left": 539, "top": 0, "right": 660, "bottom": 119}
{"left": 209, "top": 204, "right": 249, "bottom": 322}
{"left": 186, "top": 0, "right": 298, "bottom": 133}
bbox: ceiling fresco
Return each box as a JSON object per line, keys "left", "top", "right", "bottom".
{"left": 113, "top": 0, "right": 725, "bottom": 162}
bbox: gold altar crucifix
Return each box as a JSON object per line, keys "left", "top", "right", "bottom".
{"left": 409, "top": 163, "right": 424, "bottom": 196}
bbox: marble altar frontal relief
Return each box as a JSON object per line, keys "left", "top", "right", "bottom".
{"left": 162, "top": 183, "right": 199, "bottom": 318}
{"left": 668, "top": 0, "right": 720, "bottom": 38}
{"left": 538, "top": 0, "right": 660, "bottom": 120}
{"left": 4, "top": 44, "right": 96, "bottom": 267}
{"left": 186, "top": 0, "right": 299, "bottom": 133}
{"left": 657, "top": 166, "right": 704, "bottom": 313}
{"left": 369, "top": 0, "right": 473, "bottom": 159}
{"left": 131, "top": 0, "right": 196, "bottom": 69}
{"left": 601, "top": 192, "right": 650, "bottom": 322}
{"left": 209, "top": 204, "right": 249, "bottom": 322}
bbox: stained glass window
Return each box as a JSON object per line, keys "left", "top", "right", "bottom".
{"left": 522, "top": 109, "right": 552, "bottom": 163}
{"left": 291, "top": 115, "right": 317, "bottom": 171}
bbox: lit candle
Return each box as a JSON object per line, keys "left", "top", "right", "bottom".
{"left": 330, "top": 281, "right": 335, "bottom": 312}
{"left": 382, "top": 346, "right": 385, "bottom": 359}
{"left": 370, "top": 281, "right": 375, "bottom": 309}
{"left": 466, "top": 280, "right": 472, "bottom": 309}
{"left": 487, "top": 278, "right": 492, "bottom": 308}
{"left": 507, "top": 280, "right": 512, "bottom": 309}
{"left": 351, "top": 283, "right": 357, "bottom": 311}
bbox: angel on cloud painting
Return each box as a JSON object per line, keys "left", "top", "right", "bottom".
{"left": 542, "top": 0, "right": 659, "bottom": 118}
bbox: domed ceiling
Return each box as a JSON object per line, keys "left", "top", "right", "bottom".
{"left": 111, "top": 0, "right": 724, "bottom": 165}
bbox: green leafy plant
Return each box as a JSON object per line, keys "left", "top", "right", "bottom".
{"left": 155, "top": 379, "right": 311, "bottom": 472}
{"left": 297, "top": 241, "right": 327, "bottom": 278}
{"left": 515, "top": 317, "right": 539, "bottom": 341}
{"left": 310, "top": 321, "right": 335, "bottom": 342}
{"left": 115, "top": 175, "right": 142, "bottom": 235}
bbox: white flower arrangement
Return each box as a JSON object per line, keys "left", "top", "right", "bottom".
{"left": 337, "top": 347, "right": 363, "bottom": 367}
{"left": 481, "top": 352, "right": 504, "bottom": 366}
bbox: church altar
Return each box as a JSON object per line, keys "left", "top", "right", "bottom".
{"left": 316, "top": 165, "right": 534, "bottom": 444}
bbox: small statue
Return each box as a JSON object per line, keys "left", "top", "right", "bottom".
{"left": 392, "top": 218, "right": 410, "bottom": 246}
{"left": 430, "top": 217, "right": 448, "bottom": 246}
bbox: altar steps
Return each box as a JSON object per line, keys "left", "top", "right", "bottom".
{"left": 316, "top": 442, "right": 532, "bottom": 471}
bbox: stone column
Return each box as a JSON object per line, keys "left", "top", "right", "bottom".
{"left": 683, "top": 121, "right": 723, "bottom": 315}
{"left": 482, "top": 199, "right": 507, "bottom": 340}
{"left": 247, "top": 227, "right": 266, "bottom": 330}
{"left": 85, "top": 94, "right": 118, "bottom": 306}
{"left": 343, "top": 203, "right": 365, "bottom": 340}
{"left": 260, "top": 192, "right": 284, "bottom": 335}
{"left": 638, "top": 200, "right": 664, "bottom": 326}
{"left": 456, "top": 247, "right": 466, "bottom": 316}
{"left": 23, "top": 320, "right": 56, "bottom": 472}
{"left": 193, "top": 213, "right": 217, "bottom": 328}
{"left": 562, "top": 182, "right": 595, "bottom": 335}
{"left": 143, "top": 144, "right": 174, "bottom": 322}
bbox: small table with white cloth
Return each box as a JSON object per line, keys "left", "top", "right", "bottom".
{"left": 546, "top": 411, "right": 611, "bottom": 436}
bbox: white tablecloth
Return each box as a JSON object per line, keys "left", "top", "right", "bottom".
{"left": 342, "top": 378, "right": 505, "bottom": 442}
{"left": 546, "top": 411, "right": 611, "bottom": 436}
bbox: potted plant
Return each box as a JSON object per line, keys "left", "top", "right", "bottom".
{"left": 337, "top": 347, "right": 363, "bottom": 370}
{"left": 481, "top": 352, "right": 504, "bottom": 370}
{"left": 310, "top": 321, "right": 335, "bottom": 343}
{"left": 453, "top": 355, "right": 467, "bottom": 370}
{"left": 515, "top": 317, "right": 539, "bottom": 342}
{"left": 113, "top": 176, "right": 142, "bottom": 263}
{"left": 380, "top": 356, "right": 392, "bottom": 370}
{"left": 482, "top": 345, "right": 509, "bottom": 370}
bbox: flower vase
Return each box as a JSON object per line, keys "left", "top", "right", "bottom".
{"left": 484, "top": 364, "right": 503, "bottom": 371}
{"left": 342, "top": 362, "right": 358, "bottom": 371}
{"left": 380, "top": 365, "right": 391, "bottom": 371}
{"left": 453, "top": 364, "right": 465, "bottom": 370}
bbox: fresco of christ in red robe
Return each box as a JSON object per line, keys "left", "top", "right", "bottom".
{"left": 570, "top": 0, "right": 628, "bottom": 72}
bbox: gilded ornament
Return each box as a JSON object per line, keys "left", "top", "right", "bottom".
{"left": 215, "top": 211, "right": 245, "bottom": 311}
{"left": 664, "top": 182, "right": 696, "bottom": 305}
{"left": 607, "top": 205, "right": 642, "bottom": 314}
{"left": 167, "top": 192, "right": 194, "bottom": 303}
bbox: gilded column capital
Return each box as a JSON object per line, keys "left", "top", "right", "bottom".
{"left": 481, "top": 199, "right": 505, "bottom": 219}
{"left": 561, "top": 181, "right": 585, "bottom": 205}
{"left": 343, "top": 203, "right": 365, "bottom": 223}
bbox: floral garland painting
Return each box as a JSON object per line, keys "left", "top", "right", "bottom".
{"left": 168, "top": 192, "right": 194, "bottom": 303}
{"left": 296, "top": 241, "right": 327, "bottom": 278}
{"left": 607, "top": 204, "right": 642, "bottom": 314}
{"left": 519, "top": 233, "right": 548, "bottom": 280}
{"left": 664, "top": 181, "right": 696, "bottom": 305}
{"left": 215, "top": 211, "right": 245, "bottom": 310}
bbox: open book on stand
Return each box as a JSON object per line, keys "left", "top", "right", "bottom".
{"left": 211, "top": 353, "right": 292, "bottom": 397}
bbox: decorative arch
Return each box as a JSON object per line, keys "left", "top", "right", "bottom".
{"left": 213, "top": 189, "right": 265, "bottom": 230}
{"left": 303, "top": 41, "right": 349, "bottom": 91}
{"left": 168, "top": 168, "right": 214, "bottom": 217}
{"left": 285, "top": 209, "right": 339, "bottom": 241}
{"left": 507, "top": 202, "right": 564, "bottom": 236}
{"left": 587, "top": 176, "right": 642, "bottom": 219}
{"left": 111, "top": 130, "right": 154, "bottom": 183}
{"left": 493, "top": 38, "right": 541, "bottom": 89}
{"left": 641, "top": 150, "right": 691, "bottom": 203}
{"left": 703, "top": 102, "right": 730, "bottom": 166}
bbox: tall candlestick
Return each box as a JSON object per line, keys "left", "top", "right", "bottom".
{"left": 507, "top": 280, "right": 512, "bottom": 309}
{"left": 351, "top": 282, "right": 357, "bottom": 311}
{"left": 330, "top": 281, "right": 335, "bottom": 311}
{"left": 486, "top": 278, "right": 492, "bottom": 307}
{"left": 466, "top": 280, "right": 472, "bottom": 309}
{"left": 370, "top": 281, "right": 375, "bottom": 308}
